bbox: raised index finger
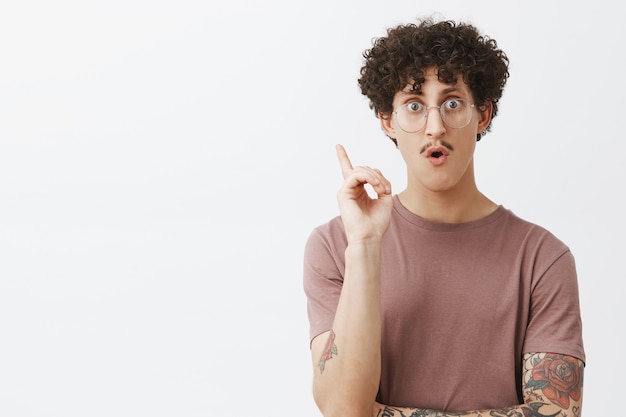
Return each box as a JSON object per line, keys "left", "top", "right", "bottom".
{"left": 335, "top": 144, "right": 354, "bottom": 179}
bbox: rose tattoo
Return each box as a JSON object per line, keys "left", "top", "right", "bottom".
{"left": 528, "top": 353, "right": 582, "bottom": 409}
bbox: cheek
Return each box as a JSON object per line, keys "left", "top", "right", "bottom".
{"left": 459, "top": 146, "right": 478, "bottom": 173}
{"left": 396, "top": 135, "right": 423, "bottom": 161}
{"left": 458, "top": 139, "right": 477, "bottom": 158}
{"left": 396, "top": 139, "right": 419, "bottom": 166}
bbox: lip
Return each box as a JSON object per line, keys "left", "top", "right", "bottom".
{"left": 426, "top": 146, "right": 449, "bottom": 166}
{"left": 426, "top": 146, "right": 450, "bottom": 158}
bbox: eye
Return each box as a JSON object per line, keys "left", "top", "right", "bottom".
{"left": 406, "top": 102, "right": 423, "bottom": 112}
{"left": 444, "top": 99, "right": 463, "bottom": 110}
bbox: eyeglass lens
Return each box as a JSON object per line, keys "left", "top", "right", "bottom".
{"left": 395, "top": 99, "right": 473, "bottom": 133}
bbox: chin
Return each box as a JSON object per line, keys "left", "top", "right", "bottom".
{"left": 418, "top": 174, "right": 459, "bottom": 192}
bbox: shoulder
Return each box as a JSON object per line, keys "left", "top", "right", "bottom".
{"left": 306, "top": 215, "right": 345, "bottom": 247}
{"left": 500, "top": 209, "right": 577, "bottom": 286}
{"left": 501, "top": 208, "right": 571, "bottom": 253}
{"left": 304, "top": 215, "right": 347, "bottom": 263}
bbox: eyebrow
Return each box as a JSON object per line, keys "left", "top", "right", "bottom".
{"left": 400, "top": 86, "right": 461, "bottom": 96}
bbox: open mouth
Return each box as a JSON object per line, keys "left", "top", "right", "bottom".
{"left": 425, "top": 147, "right": 449, "bottom": 165}
{"left": 421, "top": 142, "right": 454, "bottom": 157}
{"left": 427, "top": 148, "right": 448, "bottom": 158}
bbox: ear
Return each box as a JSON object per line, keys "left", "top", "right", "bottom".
{"left": 476, "top": 101, "right": 493, "bottom": 134}
{"left": 379, "top": 112, "right": 396, "bottom": 138}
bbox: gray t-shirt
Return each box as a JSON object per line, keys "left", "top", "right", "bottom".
{"left": 303, "top": 195, "right": 585, "bottom": 411}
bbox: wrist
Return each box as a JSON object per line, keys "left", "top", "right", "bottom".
{"left": 344, "top": 239, "right": 383, "bottom": 265}
{"left": 345, "top": 237, "right": 383, "bottom": 251}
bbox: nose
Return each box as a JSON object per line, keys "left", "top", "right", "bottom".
{"left": 424, "top": 106, "right": 446, "bottom": 137}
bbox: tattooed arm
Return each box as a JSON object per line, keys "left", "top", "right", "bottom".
{"left": 371, "top": 352, "right": 584, "bottom": 417}
{"left": 310, "top": 239, "right": 384, "bottom": 417}
{"left": 309, "top": 146, "right": 393, "bottom": 417}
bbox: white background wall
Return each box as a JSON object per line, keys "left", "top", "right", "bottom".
{"left": 0, "top": 1, "right": 622, "bottom": 415}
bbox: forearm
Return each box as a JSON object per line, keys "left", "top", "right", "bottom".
{"left": 372, "top": 352, "right": 584, "bottom": 417}
{"left": 313, "top": 240, "right": 383, "bottom": 417}
{"left": 372, "top": 401, "right": 570, "bottom": 417}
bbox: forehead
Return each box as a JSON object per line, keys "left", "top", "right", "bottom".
{"left": 398, "top": 68, "right": 471, "bottom": 98}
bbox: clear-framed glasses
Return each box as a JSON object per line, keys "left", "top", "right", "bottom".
{"left": 393, "top": 98, "right": 475, "bottom": 133}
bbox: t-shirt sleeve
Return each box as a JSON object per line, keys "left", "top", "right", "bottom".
{"left": 523, "top": 248, "right": 586, "bottom": 364}
{"left": 302, "top": 223, "right": 346, "bottom": 346}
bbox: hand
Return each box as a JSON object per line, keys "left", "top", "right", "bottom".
{"left": 335, "top": 144, "right": 393, "bottom": 243}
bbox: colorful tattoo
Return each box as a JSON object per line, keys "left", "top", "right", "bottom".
{"left": 370, "top": 353, "right": 584, "bottom": 417}
{"left": 375, "top": 406, "right": 468, "bottom": 417}
{"left": 490, "top": 403, "right": 562, "bottom": 417}
{"left": 317, "top": 329, "right": 338, "bottom": 373}
{"left": 374, "top": 405, "right": 560, "bottom": 417}
{"left": 525, "top": 353, "right": 584, "bottom": 410}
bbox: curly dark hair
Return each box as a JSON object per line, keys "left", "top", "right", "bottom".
{"left": 358, "top": 18, "right": 510, "bottom": 144}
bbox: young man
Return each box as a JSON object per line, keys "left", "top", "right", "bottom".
{"left": 303, "top": 18, "right": 585, "bottom": 417}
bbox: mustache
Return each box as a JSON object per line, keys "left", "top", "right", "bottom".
{"left": 419, "top": 141, "right": 454, "bottom": 154}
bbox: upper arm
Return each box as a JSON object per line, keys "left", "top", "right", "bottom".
{"left": 522, "top": 352, "right": 584, "bottom": 416}
{"left": 310, "top": 330, "right": 333, "bottom": 374}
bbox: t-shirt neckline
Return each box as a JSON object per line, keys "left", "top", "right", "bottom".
{"left": 392, "top": 194, "right": 507, "bottom": 232}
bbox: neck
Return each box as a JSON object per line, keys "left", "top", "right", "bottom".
{"left": 398, "top": 183, "right": 497, "bottom": 224}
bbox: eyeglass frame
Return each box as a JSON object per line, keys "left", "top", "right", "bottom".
{"left": 392, "top": 98, "right": 476, "bottom": 133}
